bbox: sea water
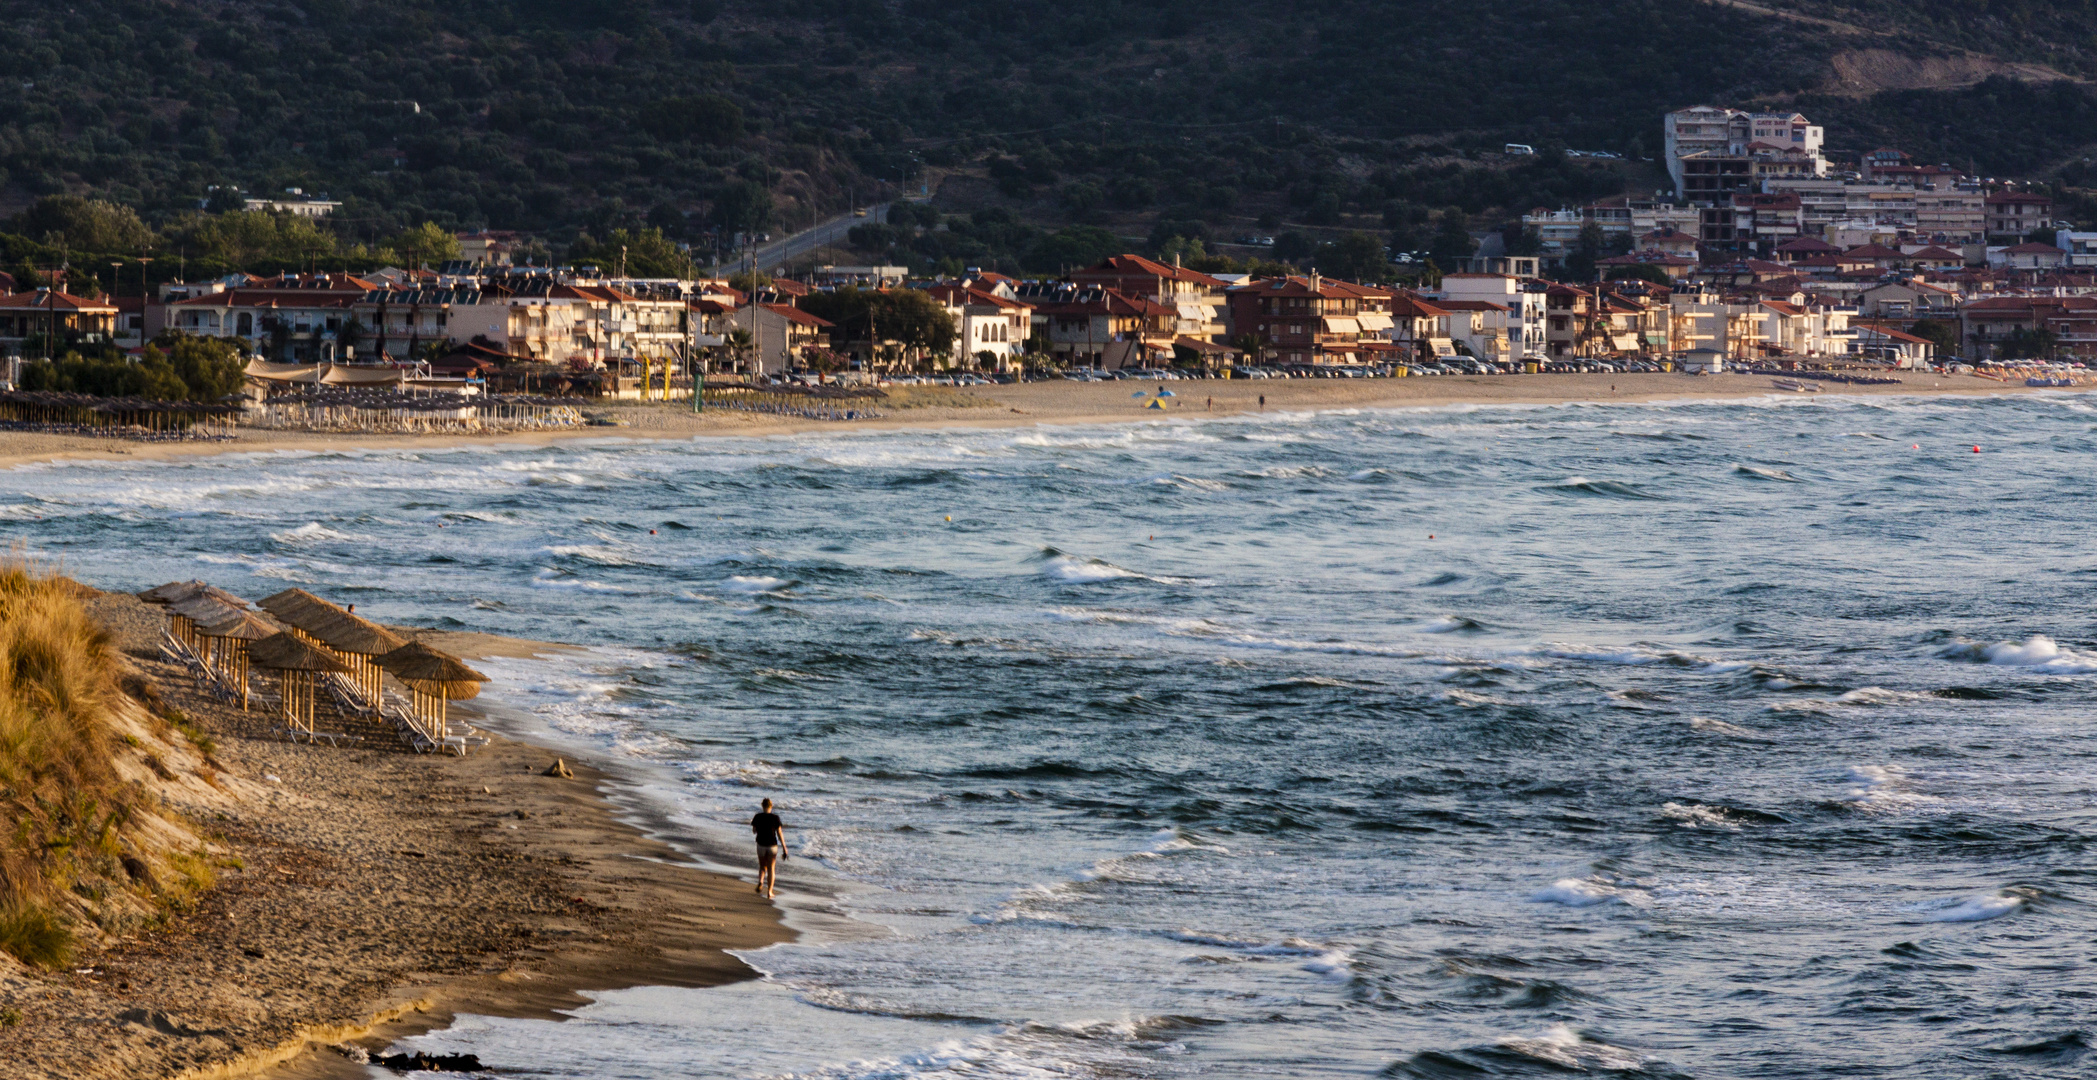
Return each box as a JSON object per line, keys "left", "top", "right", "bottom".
{"left": 10, "top": 394, "right": 2097, "bottom": 1078}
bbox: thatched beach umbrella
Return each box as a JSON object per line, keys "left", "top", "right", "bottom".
{"left": 256, "top": 588, "right": 337, "bottom": 641}
{"left": 166, "top": 594, "right": 245, "bottom": 651}
{"left": 248, "top": 631, "right": 351, "bottom": 736}
{"left": 194, "top": 608, "right": 280, "bottom": 710}
{"left": 374, "top": 641, "right": 487, "bottom": 739}
{"left": 140, "top": 580, "right": 247, "bottom": 607}
{"left": 304, "top": 610, "right": 406, "bottom": 708}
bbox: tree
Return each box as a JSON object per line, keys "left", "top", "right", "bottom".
{"left": 1999, "top": 325, "right": 2057, "bottom": 359}
{"left": 569, "top": 227, "right": 686, "bottom": 277}
{"left": 799, "top": 287, "right": 957, "bottom": 368}
{"left": 1427, "top": 210, "right": 1476, "bottom": 270}
{"left": 1023, "top": 225, "right": 1118, "bottom": 273}
{"left": 637, "top": 95, "right": 744, "bottom": 144}
{"left": 1319, "top": 231, "right": 1391, "bottom": 282}
{"left": 153, "top": 333, "right": 247, "bottom": 398}
{"left": 1909, "top": 318, "right": 1959, "bottom": 356}
{"left": 391, "top": 222, "right": 460, "bottom": 267}
{"left": 1272, "top": 230, "right": 1317, "bottom": 265}
{"left": 14, "top": 195, "right": 152, "bottom": 252}
{"left": 712, "top": 180, "right": 773, "bottom": 238}
{"left": 1565, "top": 221, "right": 1605, "bottom": 281}
{"left": 1500, "top": 222, "right": 1543, "bottom": 257}
{"left": 1604, "top": 263, "right": 1672, "bottom": 286}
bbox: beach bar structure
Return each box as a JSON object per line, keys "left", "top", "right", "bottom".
{"left": 247, "top": 632, "right": 351, "bottom": 738}
{"left": 374, "top": 641, "right": 487, "bottom": 741}
{"left": 256, "top": 588, "right": 406, "bottom": 708}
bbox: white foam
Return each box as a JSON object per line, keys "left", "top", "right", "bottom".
{"left": 1531, "top": 878, "right": 1647, "bottom": 908}
{"left": 1661, "top": 802, "right": 1740, "bottom": 830}
{"left": 1499, "top": 1025, "right": 1649, "bottom": 1071}
{"left": 1921, "top": 893, "right": 2026, "bottom": 922}
{"left": 269, "top": 521, "right": 356, "bottom": 544}
{"left": 1038, "top": 554, "right": 1141, "bottom": 584}
{"left": 1938, "top": 634, "right": 2097, "bottom": 674}
{"left": 529, "top": 569, "right": 643, "bottom": 594}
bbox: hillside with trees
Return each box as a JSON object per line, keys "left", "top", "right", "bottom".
{"left": 1, "top": 0, "right": 2095, "bottom": 284}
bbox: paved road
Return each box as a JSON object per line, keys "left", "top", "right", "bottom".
{"left": 723, "top": 202, "right": 893, "bottom": 274}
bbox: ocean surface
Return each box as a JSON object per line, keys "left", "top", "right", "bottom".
{"left": 11, "top": 393, "right": 2097, "bottom": 1078}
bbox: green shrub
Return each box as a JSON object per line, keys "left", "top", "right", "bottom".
{"left": 0, "top": 904, "right": 72, "bottom": 969}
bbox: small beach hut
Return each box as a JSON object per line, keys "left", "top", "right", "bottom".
{"left": 193, "top": 608, "right": 280, "bottom": 710}
{"left": 374, "top": 642, "right": 487, "bottom": 740}
{"left": 247, "top": 632, "right": 351, "bottom": 737}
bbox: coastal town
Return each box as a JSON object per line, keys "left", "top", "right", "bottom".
{"left": 1, "top": 106, "right": 2094, "bottom": 409}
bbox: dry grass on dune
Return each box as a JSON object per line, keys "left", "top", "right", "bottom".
{"left": 0, "top": 567, "right": 212, "bottom": 969}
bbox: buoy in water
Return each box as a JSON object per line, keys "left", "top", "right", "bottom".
{"left": 1973, "top": 445, "right": 1982, "bottom": 453}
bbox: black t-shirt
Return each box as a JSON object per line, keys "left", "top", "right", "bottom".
{"left": 751, "top": 812, "right": 783, "bottom": 846}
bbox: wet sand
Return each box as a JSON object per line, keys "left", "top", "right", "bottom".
{"left": 0, "top": 590, "right": 785, "bottom": 1079}
{"left": 0, "top": 371, "right": 2061, "bottom": 470}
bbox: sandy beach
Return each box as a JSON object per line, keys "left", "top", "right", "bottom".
{"left": 0, "top": 589, "right": 786, "bottom": 1079}
{"left": 0, "top": 371, "right": 2067, "bottom": 470}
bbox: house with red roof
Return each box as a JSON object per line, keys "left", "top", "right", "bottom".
{"left": 0, "top": 289, "right": 120, "bottom": 355}
{"left": 1992, "top": 242, "right": 2067, "bottom": 271}
{"left": 1070, "top": 254, "right": 1231, "bottom": 345}
{"left": 926, "top": 283, "right": 1034, "bottom": 371}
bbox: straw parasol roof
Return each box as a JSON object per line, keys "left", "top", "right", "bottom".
{"left": 195, "top": 608, "right": 280, "bottom": 641}
{"left": 305, "top": 610, "right": 407, "bottom": 656}
{"left": 256, "top": 588, "right": 340, "bottom": 632}
{"left": 168, "top": 595, "right": 246, "bottom": 624}
{"left": 375, "top": 641, "right": 488, "bottom": 700}
{"left": 247, "top": 632, "right": 352, "bottom": 673}
{"left": 141, "top": 581, "right": 247, "bottom": 607}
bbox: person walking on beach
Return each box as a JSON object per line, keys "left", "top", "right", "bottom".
{"left": 752, "top": 798, "right": 787, "bottom": 899}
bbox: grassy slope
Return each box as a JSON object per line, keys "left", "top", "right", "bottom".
{"left": 0, "top": 570, "right": 222, "bottom": 971}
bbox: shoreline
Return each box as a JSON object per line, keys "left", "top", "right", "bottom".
{"left": 0, "top": 590, "right": 792, "bottom": 1080}
{"left": 0, "top": 372, "right": 2075, "bottom": 470}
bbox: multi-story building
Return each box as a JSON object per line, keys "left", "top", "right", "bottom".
{"left": 1069, "top": 255, "right": 1229, "bottom": 344}
{"left": 1960, "top": 295, "right": 2097, "bottom": 359}
{"left": 1223, "top": 275, "right": 1384, "bottom": 366}
{"left": 926, "top": 283, "right": 1034, "bottom": 371}
{"left": 1437, "top": 274, "right": 1549, "bottom": 359}
{"left": 2056, "top": 231, "right": 2097, "bottom": 269}
{"left": 162, "top": 273, "right": 377, "bottom": 361}
{"left": 1017, "top": 284, "right": 1178, "bottom": 368}
{"left": 0, "top": 289, "right": 119, "bottom": 356}
{"left": 1986, "top": 192, "right": 2053, "bottom": 241}
{"left": 1665, "top": 106, "right": 1823, "bottom": 199}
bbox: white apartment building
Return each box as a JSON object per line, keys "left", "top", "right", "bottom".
{"left": 1437, "top": 274, "right": 1549, "bottom": 360}
{"left": 1665, "top": 107, "right": 1824, "bottom": 200}
{"left": 2058, "top": 231, "right": 2097, "bottom": 269}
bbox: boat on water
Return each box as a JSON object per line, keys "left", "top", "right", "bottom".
{"left": 1771, "top": 378, "right": 1820, "bottom": 393}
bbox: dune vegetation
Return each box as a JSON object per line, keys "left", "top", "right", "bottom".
{"left": 0, "top": 567, "right": 211, "bottom": 969}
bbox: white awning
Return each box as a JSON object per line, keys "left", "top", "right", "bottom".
{"left": 1356, "top": 313, "right": 1395, "bottom": 332}
{"left": 1322, "top": 316, "right": 1362, "bottom": 334}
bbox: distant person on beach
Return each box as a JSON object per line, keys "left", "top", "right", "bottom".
{"left": 752, "top": 798, "right": 787, "bottom": 899}
{"left": 1259, "top": 394, "right": 1266, "bottom": 410}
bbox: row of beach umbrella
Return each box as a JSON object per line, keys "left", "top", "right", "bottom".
{"left": 139, "top": 580, "right": 487, "bottom": 744}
